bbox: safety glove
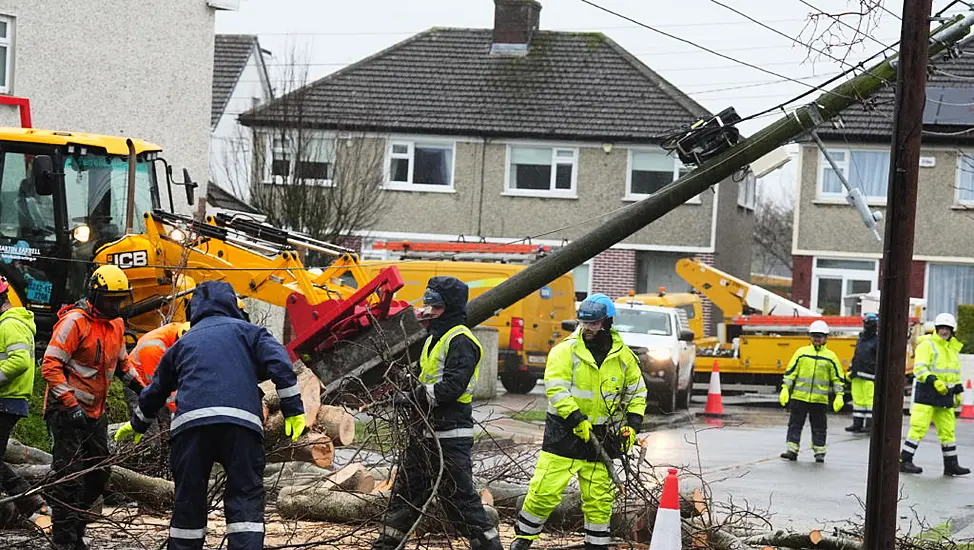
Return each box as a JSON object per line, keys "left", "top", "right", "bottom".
{"left": 619, "top": 425, "right": 636, "bottom": 452}
{"left": 953, "top": 384, "right": 966, "bottom": 395}
{"left": 284, "top": 414, "right": 307, "bottom": 442}
{"left": 956, "top": 393, "right": 964, "bottom": 408}
{"left": 933, "top": 378, "right": 949, "bottom": 396}
{"left": 572, "top": 419, "right": 593, "bottom": 443}
{"left": 67, "top": 405, "right": 88, "bottom": 428}
{"left": 778, "top": 387, "right": 790, "bottom": 407}
{"left": 113, "top": 422, "right": 143, "bottom": 445}
{"left": 833, "top": 394, "right": 845, "bottom": 413}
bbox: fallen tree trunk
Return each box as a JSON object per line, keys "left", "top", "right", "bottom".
{"left": 10, "top": 463, "right": 174, "bottom": 510}
{"left": 743, "top": 530, "right": 863, "bottom": 550}
{"left": 265, "top": 432, "right": 334, "bottom": 468}
{"left": 315, "top": 405, "right": 356, "bottom": 447}
{"left": 4, "top": 440, "right": 52, "bottom": 465}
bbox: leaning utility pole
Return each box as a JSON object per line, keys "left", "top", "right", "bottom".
{"left": 863, "top": 2, "right": 933, "bottom": 549}
{"left": 465, "top": 10, "right": 974, "bottom": 328}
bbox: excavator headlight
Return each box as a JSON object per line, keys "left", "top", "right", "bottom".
{"left": 168, "top": 228, "right": 187, "bottom": 243}
{"left": 72, "top": 224, "right": 90, "bottom": 244}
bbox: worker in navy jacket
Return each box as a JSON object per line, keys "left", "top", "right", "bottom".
{"left": 116, "top": 280, "right": 305, "bottom": 550}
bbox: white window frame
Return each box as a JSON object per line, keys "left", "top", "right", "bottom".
{"left": 268, "top": 134, "right": 336, "bottom": 187}
{"left": 955, "top": 150, "right": 974, "bottom": 206}
{"left": 572, "top": 260, "right": 593, "bottom": 300}
{"left": 384, "top": 140, "right": 456, "bottom": 193}
{"left": 504, "top": 145, "right": 578, "bottom": 198}
{"left": 737, "top": 172, "right": 756, "bottom": 210}
{"left": 625, "top": 148, "right": 700, "bottom": 204}
{"left": 0, "top": 15, "right": 13, "bottom": 94}
{"left": 816, "top": 147, "right": 889, "bottom": 204}
{"left": 810, "top": 257, "right": 879, "bottom": 315}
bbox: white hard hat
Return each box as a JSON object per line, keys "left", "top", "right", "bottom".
{"left": 922, "top": 321, "right": 936, "bottom": 334}
{"left": 934, "top": 313, "right": 957, "bottom": 330}
{"left": 808, "top": 320, "right": 830, "bottom": 335}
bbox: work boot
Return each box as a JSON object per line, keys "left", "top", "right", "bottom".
{"left": 814, "top": 453, "right": 826, "bottom": 463}
{"left": 510, "top": 538, "right": 534, "bottom": 550}
{"left": 844, "top": 417, "right": 863, "bottom": 433}
{"left": 780, "top": 451, "right": 798, "bottom": 461}
{"left": 900, "top": 460, "right": 923, "bottom": 474}
{"left": 13, "top": 493, "right": 46, "bottom": 518}
{"left": 862, "top": 418, "right": 873, "bottom": 433}
{"left": 944, "top": 456, "right": 972, "bottom": 477}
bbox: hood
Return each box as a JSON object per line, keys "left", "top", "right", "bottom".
{"left": 0, "top": 306, "right": 35, "bottom": 335}
{"left": 189, "top": 281, "right": 244, "bottom": 323}
{"left": 426, "top": 276, "right": 468, "bottom": 336}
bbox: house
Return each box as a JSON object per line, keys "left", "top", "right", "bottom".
{"left": 210, "top": 34, "right": 273, "bottom": 202}
{"left": 0, "top": 0, "right": 239, "bottom": 213}
{"left": 791, "top": 49, "right": 974, "bottom": 318}
{"left": 239, "top": 0, "right": 756, "bottom": 334}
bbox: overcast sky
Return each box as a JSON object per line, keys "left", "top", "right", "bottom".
{"left": 216, "top": 0, "right": 955, "bottom": 205}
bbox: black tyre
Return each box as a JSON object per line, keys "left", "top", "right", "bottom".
{"left": 648, "top": 373, "right": 677, "bottom": 414}
{"left": 501, "top": 372, "right": 538, "bottom": 394}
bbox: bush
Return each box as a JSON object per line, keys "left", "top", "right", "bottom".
{"left": 9, "top": 363, "right": 132, "bottom": 452}
{"left": 958, "top": 304, "right": 974, "bottom": 354}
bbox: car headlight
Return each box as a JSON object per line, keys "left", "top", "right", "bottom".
{"left": 647, "top": 348, "right": 672, "bottom": 362}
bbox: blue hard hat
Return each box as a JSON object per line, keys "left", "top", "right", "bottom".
{"left": 578, "top": 293, "right": 617, "bottom": 322}
{"left": 864, "top": 312, "right": 879, "bottom": 325}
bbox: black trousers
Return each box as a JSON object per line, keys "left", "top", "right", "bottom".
{"left": 46, "top": 410, "right": 110, "bottom": 548}
{"left": 786, "top": 400, "right": 828, "bottom": 455}
{"left": 169, "top": 424, "right": 265, "bottom": 550}
{"left": 0, "top": 412, "right": 31, "bottom": 498}
{"left": 373, "top": 437, "right": 499, "bottom": 550}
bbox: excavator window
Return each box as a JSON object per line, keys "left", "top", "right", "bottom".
{"left": 63, "top": 154, "right": 155, "bottom": 244}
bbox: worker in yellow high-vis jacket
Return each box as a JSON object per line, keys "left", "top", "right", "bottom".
{"left": 900, "top": 313, "right": 970, "bottom": 476}
{"left": 779, "top": 320, "right": 845, "bottom": 463}
{"left": 512, "top": 293, "right": 647, "bottom": 550}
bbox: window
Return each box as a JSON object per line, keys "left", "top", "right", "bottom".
{"left": 956, "top": 152, "right": 974, "bottom": 205}
{"left": 614, "top": 309, "right": 673, "bottom": 336}
{"left": 819, "top": 148, "right": 890, "bottom": 201}
{"left": 507, "top": 146, "right": 577, "bottom": 196}
{"left": 387, "top": 141, "right": 454, "bottom": 189}
{"left": 927, "top": 263, "right": 974, "bottom": 318}
{"left": 812, "top": 257, "right": 877, "bottom": 315}
{"left": 270, "top": 135, "right": 335, "bottom": 185}
{"left": 627, "top": 149, "right": 697, "bottom": 203}
{"left": 0, "top": 16, "right": 12, "bottom": 93}
{"left": 738, "top": 172, "right": 756, "bottom": 209}
{"left": 573, "top": 262, "right": 591, "bottom": 301}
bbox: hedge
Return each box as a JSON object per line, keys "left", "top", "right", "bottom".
{"left": 957, "top": 304, "right": 974, "bottom": 354}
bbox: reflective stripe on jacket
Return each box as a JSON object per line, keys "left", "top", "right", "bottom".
{"left": 0, "top": 307, "right": 36, "bottom": 415}
{"left": 41, "top": 301, "right": 144, "bottom": 418}
{"left": 782, "top": 344, "right": 844, "bottom": 404}
{"left": 130, "top": 323, "right": 182, "bottom": 413}
{"left": 913, "top": 334, "right": 963, "bottom": 408}
{"left": 418, "top": 325, "right": 483, "bottom": 438}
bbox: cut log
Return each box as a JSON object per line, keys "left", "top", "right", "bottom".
{"left": 742, "top": 530, "right": 863, "bottom": 550}
{"left": 266, "top": 433, "right": 334, "bottom": 468}
{"left": 261, "top": 369, "right": 321, "bottom": 422}
{"left": 10, "top": 464, "right": 174, "bottom": 511}
{"left": 326, "top": 463, "right": 375, "bottom": 493}
{"left": 480, "top": 488, "right": 494, "bottom": 507}
{"left": 4, "top": 440, "right": 52, "bottom": 465}
{"left": 315, "top": 405, "right": 356, "bottom": 446}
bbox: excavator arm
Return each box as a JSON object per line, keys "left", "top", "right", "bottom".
{"left": 94, "top": 210, "right": 416, "bottom": 396}
{"left": 675, "top": 258, "right": 816, "bottom": 318}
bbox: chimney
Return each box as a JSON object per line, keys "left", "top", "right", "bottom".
{"left": 491, "top": 0, "right": 542, "bottom": 54}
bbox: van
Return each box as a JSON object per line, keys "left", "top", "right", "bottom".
{"left": 359, "top": 260, "right": 576, "bottom": 394}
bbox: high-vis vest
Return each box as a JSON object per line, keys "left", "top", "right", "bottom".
{"left": 544, "top": 329, "right": 647, "bottom": 426}
{"left": 782, "top": 344, "right": 844, "bottom": 404}
{"left": 913, "top": 334, "right": 963, "bottom": 408}
{"left": 130, "top": 323, "right": 183, "bottom": 413}
{"left": 0, "top": 307, "right": 36, "bottom": 410}
{"left": 419, "top": 325, "right": 483, "bottom": 405}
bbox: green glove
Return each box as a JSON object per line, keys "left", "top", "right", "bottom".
{"left": 833, "top": 394, "right": 844, "bottom": 413}
{"left": 114, "top": 422, "right": 143, "bottom": 445}
{"left": 619, "top": 426, "right": 636, "bottom": 452}
{"left": 779, "top": 387, "right": 790, "bottom": 407}
{"left": 934, "top": 379, "right": 949, "bottom": 395}
{"left": 572, "top": 419, "right": 593, "bottom": 443}
{"left": 284, "top": 414, "right": 307, "bottom": 442}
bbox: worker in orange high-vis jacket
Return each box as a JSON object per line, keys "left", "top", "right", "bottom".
{"left": 128, "top": 322, "right": 190, "bottom": 414}
{"left": 41, "top": 265, "right": 146, "bottom": 550}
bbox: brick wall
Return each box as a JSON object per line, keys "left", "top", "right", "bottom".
{"left": 694, "top": 253, "right": 716, "bottom": 335}
{"left": 792, "top": 255, "right": 813, "bottom": 307}
{"left": 591, "top": 249, "right": 637, "bottom": 298}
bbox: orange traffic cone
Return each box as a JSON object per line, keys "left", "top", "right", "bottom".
{"left": 960, "top": 380, "right": 974, "bottom": 420}
{"left": 700, "top": 361, "right": 725, "bottom": 416}
{"left": 649, "top": 468, "right": 681, "bottom": 550}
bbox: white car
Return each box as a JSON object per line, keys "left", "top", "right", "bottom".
{"left": 613, "top": 302, "right": 696, "bottom": 413}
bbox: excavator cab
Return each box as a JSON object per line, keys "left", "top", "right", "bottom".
{"left": 0, "top": 130, "right": 165, "bottom": 337}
